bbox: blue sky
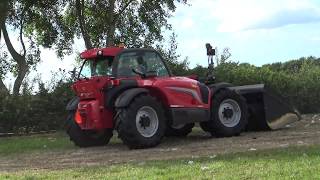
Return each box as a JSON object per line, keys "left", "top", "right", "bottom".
{"left": 170, "top": 0, "right": 320, "bottom": 67}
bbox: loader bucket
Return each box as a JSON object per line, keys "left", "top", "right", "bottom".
{"left": 229, "top": 84, "right": 301, "bottom": 131}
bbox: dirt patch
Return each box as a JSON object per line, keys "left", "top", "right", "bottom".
{"left": 1, "top": 114, "right": 320, "bottom": 172}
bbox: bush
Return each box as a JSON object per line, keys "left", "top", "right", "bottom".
{"left": 0, "top": 81, "right": 73, "bottom": 134}
{"left": 1, "top": 57, "right": 319, "bottom": 133}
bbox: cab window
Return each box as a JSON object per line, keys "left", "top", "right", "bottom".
{"left": 79, "top": 57, "right": 113, "bottom": 78}
{"left": 116, "top": 51, "right": 169, "bottom": 78}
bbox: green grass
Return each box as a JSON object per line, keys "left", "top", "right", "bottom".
{"left": 0, "top": 132, "right": 74, "bottom": 155}
{"left": 0, "top": 127, "right": 203, "bottom": 156}
{"left": 0, "top": 132, "right": 123, "bottom": 156}
{"left": 1, "top": 145, "right": 319, "bottom": 180}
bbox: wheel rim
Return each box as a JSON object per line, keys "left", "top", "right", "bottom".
{"left": 136, "top": 106, "right": 159, "bottom": 138}
{"left": 218, "top": 99, "right": 242, "bottom": 127}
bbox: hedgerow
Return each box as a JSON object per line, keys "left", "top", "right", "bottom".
{"left": 0, "top": 57, "right": 319, "bottom": 133}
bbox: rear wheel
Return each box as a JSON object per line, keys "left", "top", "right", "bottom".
{"left": 165, "top": 123, "right": 195, "bottom": 137}
{"left": 66, "top": 112, "right": 113, "bottom": 147}
{"left": 116, "top": 95, "right": 166, "bottom": 149}
{"left": 207, "top": 89, "right": 248, "bottom": 137}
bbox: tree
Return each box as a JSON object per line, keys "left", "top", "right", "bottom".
{"left": 189, "top": 64, "right": 207, "bottom": 77}
{"left": 0, "top": 0, "right": 69, "bottom": 95}
{"left": 220, "top": 47, "right": 231, "bottom": 64}
{"left": 156, "top": 32, "right": 189, "bottom": 75}
{"left": 1, "top": 0, "right": 187, "bottom": 94}
{"left": 41, "top": 0, "right": 187, "bottom": 51}
{"left": 0, "top": 0, "right": 9, "bottom": 93}
{"left": 0, "top": 0, "right": 30, "bottom": 95}
{"left": 0, "top": 0, "right": 9, "bottom": 40}
{"left": 0, "top": 44, "right": 10, "bottom": 94}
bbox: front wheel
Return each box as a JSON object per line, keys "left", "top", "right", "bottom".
{"left": 116, "top": 94, "right": 166, "bottom": 149}
{"left": 207, "top": 89, "right": 248, "bottom": 137}
{"left": 66, "top": 112, "right": 113, "bottom": 147}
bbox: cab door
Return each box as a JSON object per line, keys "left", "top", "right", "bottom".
{"left": 114, "top": 49, "right": 171, "bottom": 78}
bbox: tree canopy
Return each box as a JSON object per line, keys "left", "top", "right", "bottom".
{"left": 29, "top": 0, "right": 187, "bottom": 55}
{"left": 0, "top": 0, "right": 187, "bottom": 95}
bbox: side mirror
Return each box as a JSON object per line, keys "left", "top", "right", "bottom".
{"left": 69, "top": 68, "right": 78, "bottom": 79}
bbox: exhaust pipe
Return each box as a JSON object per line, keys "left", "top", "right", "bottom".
{"left": 229, "top": 84, "right": 301, "bottom": 131}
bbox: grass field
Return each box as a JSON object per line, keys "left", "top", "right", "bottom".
{"left": 0, "top": 128, "right": 203, "bottom": 156}
{"left": 0, "top": 144, "right": 319, "bottom": 179}
{"left": 1, "top": 124, "right": 320, "bottom": 180}
{"left": 0, "top": 132, "right": 73, "bottom": 156}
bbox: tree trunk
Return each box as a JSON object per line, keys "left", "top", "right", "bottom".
{"left": 75, "top": 0, "right": 92, "bottom": 49}
{"left": 0, "top": 0, "right": 9, "bottom": 41}
{"left": 1, "top": 21, "right": 28, "bottom": 95}
{"left": 106, "top": 0, "right": 116, "bottom": 47}
{"left": 0, "top": 79, "right": 9, "bottom": 94}
{"left": 107, "top": 25, "right": 115, "bottom": 47}
{"left": 12, "top": 59, "right": 28, "bottom": 95}
{"left": 0, "top": 0, "right": 10, "bottom": 94}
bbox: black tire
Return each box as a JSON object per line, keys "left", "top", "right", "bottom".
{"left": 116, "top": 94, "right": 166, "bottom": 149}
{"left": 66, "top": 112, "right": 113, "bottom": 147}
{"left": 165, "top": 123, "right": 195, "bottom": 137}
{"left": 206, "top": 89, "right": 248, "bottom": 137}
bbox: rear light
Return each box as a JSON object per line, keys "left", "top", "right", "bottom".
{"left": 75, "top": 100, "right": 101, "bottom": 129}
{"left": 75, "top": 110, "right": 82, "bottom": 124}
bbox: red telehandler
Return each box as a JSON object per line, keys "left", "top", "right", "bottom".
{"left": 66, "top": 44, "right": 300, "bottom": 149}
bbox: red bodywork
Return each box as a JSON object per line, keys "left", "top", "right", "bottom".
{"left": 72, "top": 47, "right": 211, "bottom": 130}
{"left": 73, "top": 76, "right": 114, "bottom": 129}
{"left": 80, "top": 47, "right": 124, "bottom": 59}
{"left": 136, "top": 77, "right": 210, "bottom": 109}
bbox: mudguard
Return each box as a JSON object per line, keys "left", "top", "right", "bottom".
{"left": 105, "top": 79, "right": 138, "bottom": 108}
{"left": 209, "top": 82, "right": 233, "bottom": 95}
{"left": 115, "top": 88, "right": 148, "bottom": 108}
{"left": 66, "top": 97, "right": 80, "bottom": 111}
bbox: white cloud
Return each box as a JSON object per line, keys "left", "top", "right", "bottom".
{"left": 247, "top": 7, "right": 320, "bottom": 30}
{"left": 208, "top": 0, "right": 320, "bottom": 32}
{"left": 310, "top": 37, "right": 320, "bottom": 41}
{"left": 180, "top": 17, "right": 194, "bottom": 29}
{"left": 210, "top": 0, "right": 268, "bottom": 32}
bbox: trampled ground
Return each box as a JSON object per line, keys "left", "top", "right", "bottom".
{"left": 0, "top": 114, "right": 319, "bottom": 172}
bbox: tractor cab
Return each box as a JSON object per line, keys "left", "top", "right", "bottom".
{"left": 77, "top": 47, "right": 170, "bottom": 80}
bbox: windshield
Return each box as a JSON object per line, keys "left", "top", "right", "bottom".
{"left": 79, "top": 57, "right": 113, "bottom": 78}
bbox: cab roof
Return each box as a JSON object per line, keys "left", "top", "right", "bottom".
{"left": 80, "top": 47, "right": 124, "bottom": 59}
